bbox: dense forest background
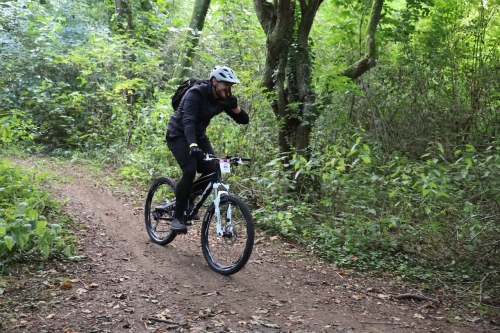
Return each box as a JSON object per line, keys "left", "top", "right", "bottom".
{"left": 1, "top": 0, "right": 500, "bottom": 303}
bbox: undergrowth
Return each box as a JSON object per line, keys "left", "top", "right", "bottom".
{"left": 0, "top": 157, "right": 77, "bottom": 273}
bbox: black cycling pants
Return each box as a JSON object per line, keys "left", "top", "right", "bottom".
{"left": 166, "top": 136, "right": 216, "bottom": 219}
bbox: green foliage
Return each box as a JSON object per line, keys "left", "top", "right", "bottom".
{"left": 0, "top": 110, "right": 36, "bottom": 152}
{"left": 0, "top": 158, "right": 76, "bottom": 269}
{"left": 255, "top": 129, "right": 500, "bottom": 295}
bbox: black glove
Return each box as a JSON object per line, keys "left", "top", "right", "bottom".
{"left": 190, "top": 145, "right": 204, "bottom": 159}
{"left": 227, "top": 95, "right": 238, "bottom": 109}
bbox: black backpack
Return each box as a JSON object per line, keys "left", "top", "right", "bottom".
{"left": 171, "top": 78, "right": 209, "bottom": 111}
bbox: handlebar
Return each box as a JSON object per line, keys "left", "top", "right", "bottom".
{"left": 203, "top": 154, "right": 251, "bottom": 165}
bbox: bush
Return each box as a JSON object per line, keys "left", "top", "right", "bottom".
{"left": 0, "top": 158, "right": 76, "bottom": 270}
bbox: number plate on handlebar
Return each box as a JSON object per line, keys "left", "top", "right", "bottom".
{"left": 220, "top": 159, "right": 231, "bottom": 173}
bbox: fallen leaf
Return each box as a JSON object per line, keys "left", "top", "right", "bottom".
{"left": 82, "top": 309, "right": 92, "bottom": 314}
{"left": 352, "top": 293, "right": 362, "bottom": 300}
{"left": 377, "top": 294, "right": 389, "bottom": 299}
{"left": 60, "top": 281, "right": 73, "bottom": 290}
{"left": 76, "top": 288, "right": 87, "bottom": 294}
{"left": 413, "top": 313, "right": 425, "bottom": 319}
{"left": 46, "top": 314, "right": 55, "bottom": 319}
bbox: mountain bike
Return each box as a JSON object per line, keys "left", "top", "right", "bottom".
{"left": 144, "top": 154, "right": 254, "bottom": 275}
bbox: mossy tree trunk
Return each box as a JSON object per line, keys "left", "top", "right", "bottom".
{"left": 172, "top": 0, "right": 211, "bottom": 83}
{"left": 253, "top": 0, "right": 384, "bottom": 193}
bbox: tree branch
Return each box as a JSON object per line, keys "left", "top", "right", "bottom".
{"left": 341, "top": 0, "right": 384, "bottom": 79}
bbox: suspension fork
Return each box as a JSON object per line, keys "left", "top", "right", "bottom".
{"left": 213, "top": 182, "right": 230, "bottom": 235}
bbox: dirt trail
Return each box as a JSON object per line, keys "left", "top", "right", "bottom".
{"left": 1, "top": 159, "right": 495, "bottom": 332}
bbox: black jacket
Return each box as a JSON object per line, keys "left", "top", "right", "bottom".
{"left": 166, "top": 82, "right": 249, "bottom": 144}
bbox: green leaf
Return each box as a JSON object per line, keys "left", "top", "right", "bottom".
{"left": 50, "top": 224, "right": 61, "bottom": 231}
{"left": 26, "top": 208, "right": 39, "bottom": 220}
{"left": 17, "top": 202, "right": 28, "bottom": 215}
{"left": 40, "top": 242, "right": 50, "bottom": 257}
{"left": 4, "top": 236, "right": 14, "bottom": 251}
{"left": 36, "top": 221, "right": 48, "bottom": 236}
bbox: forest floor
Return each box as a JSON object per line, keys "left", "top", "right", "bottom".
{"left": 1, "top": 157, "right": 499, "bottom": 333}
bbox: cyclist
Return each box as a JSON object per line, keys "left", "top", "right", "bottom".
{"left": 165, "top": 66, "right": 249, "bottom": 232}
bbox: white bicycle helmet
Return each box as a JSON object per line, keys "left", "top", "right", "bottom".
{"left": 209, "top": 66, "right": 240, "bottom": 84}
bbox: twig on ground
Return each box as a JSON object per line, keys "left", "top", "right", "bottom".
{"left": 76, "top": 276, "right": 89, "bottom": 289}
{"left": 393, "top": 293, "right": 436, "bottom": 302}
{"left": 360, "top": 321, "right": 402, "bottom": 325}
{"left": 148, "top": 317, "right": 179, "bottom": 325}
{"left": 37, "top": 313, "right": 48, "bottom": 325}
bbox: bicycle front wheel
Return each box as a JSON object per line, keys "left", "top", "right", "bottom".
{"left": 144, "top": 177, "right": 177, "bottom": 245}
{"left": 201, "top": 195, "right": 254, "bottom": 275}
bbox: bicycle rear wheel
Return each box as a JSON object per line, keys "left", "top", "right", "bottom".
{"left": 144, "top": 177, "right": 177, "bottom": 245}
{"left": 201, "top": 195, "right": 254, "bottom": 275}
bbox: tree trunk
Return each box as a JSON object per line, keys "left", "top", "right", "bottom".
{"left": 254, "top": 0, "right": 384, "bottom": 153}
{"left": 253, "top": 0, "right": 384, "bottom": 193}
{"left": 172, "top": 0, "right": 211, "bottom": 83}
{"left": 253, "top": 0, "right": 321, "bottom": 156}
{"left": 114, "top": 0, "right": 135, "bottom": 34}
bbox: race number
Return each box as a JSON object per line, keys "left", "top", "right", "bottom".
{"left": 220, "top": 159, "right": 231, "bottom": 173}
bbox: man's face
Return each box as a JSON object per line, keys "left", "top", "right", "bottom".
{"left": 214, "top": 80, "right": 234, "bottom": 100}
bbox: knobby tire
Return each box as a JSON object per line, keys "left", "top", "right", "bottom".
{"left": 144, "top": 177, "right": 177, "bottom": 245}
{"left": 201, "top": 195, "right": 254, "bottom": 275}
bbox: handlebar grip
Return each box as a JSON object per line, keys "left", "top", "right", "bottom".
{"left": 240, "top": 157, "right": 251, "bottom": 161}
